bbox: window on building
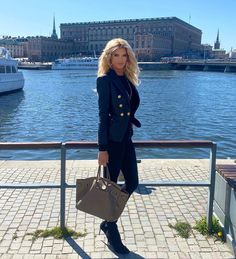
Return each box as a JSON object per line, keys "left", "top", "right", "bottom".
{"left": 6, "top": 66, "right": 11, "bottom": 73}
{"left": 12, "top": 66, "right": 17, "bottom": 73}
{"left": 0, "top": 66, "right": 5, "bottom": 73}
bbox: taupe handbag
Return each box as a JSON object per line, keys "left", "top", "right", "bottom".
{"left": 76, "top": 166, "right": 129, "bottom": 222}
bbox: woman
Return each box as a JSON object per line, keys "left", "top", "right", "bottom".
{"left": 96, "top": 38, "right": 141, "bottom": 254}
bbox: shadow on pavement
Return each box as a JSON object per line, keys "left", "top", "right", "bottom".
{"left": 135, "top": 185, "right": 156, "bottom": 195}
{"left": 106, "top": 243, "right": 145, "bottom": 259}
{"left": 65, "top": 236, "right": 91, "bottom": 259}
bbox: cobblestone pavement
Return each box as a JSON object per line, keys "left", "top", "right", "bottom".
{"left": 0, "top": 159, "right": 235, "bottom": 259}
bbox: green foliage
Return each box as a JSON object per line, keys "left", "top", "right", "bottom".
{"left": 168, "top": 216, "right": 225, "bottom": 242}
{"left": 194, "top": 216, "right": 225, "bottom": 242}
{"left": 26, "top": 226, "right": 87, "bottom": 242}
{"left": 12, "top": 232, "right": 18, "bottom": 240}
{"left": 168, "top": 221, "right": 192, "bottom": 238}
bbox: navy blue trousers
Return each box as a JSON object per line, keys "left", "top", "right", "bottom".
{"left": 106, "top": 136, "right": 139, "bottom": 195}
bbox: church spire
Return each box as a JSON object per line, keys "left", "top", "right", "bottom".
{"left": 214, "top": 29, "right": 220, "bottom": 49}
{"left": 51, "top": 15, "right": 58, "bottom": 39}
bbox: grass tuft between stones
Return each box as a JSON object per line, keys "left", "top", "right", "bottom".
{"left": 168, "top": 216, "right": 225, "bottom": 242}
{"left": 169, "top": 221, "right": 192, "bottom": 238}
{"left": 26, "top": 226, "right": 87, "bottom": 242}
{"left": 193, "top": 216, "right": 225, "bottom": 242}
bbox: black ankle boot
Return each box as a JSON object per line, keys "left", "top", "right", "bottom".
{"left": 99, "top": 220, "right": 108, "bottom": 235}
{"left": 106, "top": 222, "right": 130, "bottom": 254}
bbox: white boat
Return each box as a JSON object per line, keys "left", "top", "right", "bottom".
{"left": 0, "top": 47, "right": 24, "bottom": 95}
{"left": 229, "top": 49, "right": 236, "bottom": 60}
{"left": 52, "top": 57, "right": 98, "bottom": 70}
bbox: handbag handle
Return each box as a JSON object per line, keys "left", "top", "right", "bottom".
{"left": 97, "top": 165, "right": 111, "bottom": 181}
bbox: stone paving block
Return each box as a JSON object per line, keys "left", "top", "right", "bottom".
{"left": 89, "top": 252, "right": 103, "bottom": 258}
{"left": 220, "top": 252, "right": 235, "bottom": 258}
{"left": 177, "top": 252, "right": 190, "bottom": 259}
{"left": 51, "top": 243, "right": 63, "bottom": 251}
{"left": 61, "top": 246, "right": 73, "bottom": 253}
{"left": 41, "top": 246, "right": 53, "bottom": 254}
{"left": 44, "top": 255, "right": 57, "bottom": 259}
{"left": 0, "top": 254, "right": 12, "bottom": 259}
{"left": 147, "top": 245, "right": 159, "bottom": 252}
{"left": 12, "top": 255, "right": 24, "bottom": 259}
{"left": 167, "top": 251, "right": 181, "bottom": 259}
{"left": 155, "top": 251, "right": 169, "bottom": 258}
{"left": 144, "top": 251, "right": 159, "bottom": 258}
{"left": 10, "top": 241, "right": 21, "bottom": 250}
{"left": 31, "top": 242, "right": 43, "bottom": 251}
{"left": 177, "top": 241, "right": 190, "bottom": 252}
{"left": 0, "top": 255, "right": 12, "bottom": 259}
{"left": 200, "top": 252, "right": 215, "bottom": 259}
{"left": 189, "top": 245, "right": 201, "bottom": 252}
{"left": 18, "top": 246, "right": 31, "bottom": 253}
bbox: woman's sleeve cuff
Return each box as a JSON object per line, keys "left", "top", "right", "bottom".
{"left": 99, "top": 145, "right": 108, "bottom": 151}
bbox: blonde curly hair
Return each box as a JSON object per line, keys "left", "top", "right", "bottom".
{"left": 97, "top": 38, "right": 140, "bottom": 86}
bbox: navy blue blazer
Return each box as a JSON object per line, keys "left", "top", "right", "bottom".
{"left": 97, "top": 69, "right": 141, "bottom": 151}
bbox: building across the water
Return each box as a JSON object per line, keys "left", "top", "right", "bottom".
{"left": 26, "top": 36, "right": 74, "bottom": 62}
{"left": 0, "top": 16, "right": 203, "bottom": 62}
{"left": 0, "top": 17, "right": 74, "bottom": 62}
{"left": 26, "top": 16, "right": 74, "bottom": 62}
{"left": 0, "top": 38, "right": 24, "bottom": 58}
{"left": 60, "top": 16, "right": 202, "bottom": 61}
{"left": 211, "top": 29, "right": 227, "bottom": 59}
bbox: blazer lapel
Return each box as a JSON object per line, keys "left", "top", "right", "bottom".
{"left": 107, "top": 69, "right": 130, "bottom": 104}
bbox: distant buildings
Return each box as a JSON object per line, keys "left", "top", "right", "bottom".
{"left": 51, "top": 16, "right": 58, "bottom": 39}
{"left": 0, "top": 16, "right": 231, "bottom": 61}
{"left": 0, "top": 17, "right": 73, "bottom": 62}
{"left": 60, "top": 16, "right": 202, "bottom": 61}
{"left": 200, "top": 30, "right": 228, "bottom": 60}
{"left": 0, "top": 38, "right": 24, "bottom": 58}
{"left": 214, "top": 29, "right": 220, "bottom": 49}
{"left": 212, "top": 29, "right": 226, "bottom": 59}
{"left": 26, "top": 36, "right": 73, "bottom": 62}
{"left": 22, "top": 16, "right": 74, "bottom": 62}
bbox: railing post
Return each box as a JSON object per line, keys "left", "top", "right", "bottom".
{"left": 207, "top": 143, "right": 217, "bottom": 233}
{"left": 60, "top": 143, "right": 66, "bottom": 229}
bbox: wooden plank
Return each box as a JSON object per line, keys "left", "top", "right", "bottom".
{"left": 217, "top": 164, "right": 236, "bottom": 170}
{"left": 221, "top": 172, "right": 236, "bottom": 177}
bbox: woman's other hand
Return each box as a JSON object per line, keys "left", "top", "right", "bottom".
{"left": 98, "top": 151, "right": 109, "bottom": 166}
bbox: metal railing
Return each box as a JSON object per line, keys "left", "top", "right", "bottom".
{"left": 0, "top": 140, "right": 217, "bottom": 232}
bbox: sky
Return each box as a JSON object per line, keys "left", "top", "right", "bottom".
{"left": 0, "top": 0, "right": 235, "bottom": 52}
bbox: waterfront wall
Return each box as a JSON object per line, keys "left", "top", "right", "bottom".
{"left": 138, "top": 61, "right": 236, "bottom": 73}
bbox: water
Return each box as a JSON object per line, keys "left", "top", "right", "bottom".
{"left": 0, "top": 69, "right": 236, "bottom": 160}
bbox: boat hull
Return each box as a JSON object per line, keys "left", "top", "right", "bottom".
{"left": 51, "top": 57, "right": 98, "bottom": 70}
{"left": 51, "top": 65, "right": 97, "bottom": 70}
{"left": 0, "top": 72, "right": 24, "bottom": 95}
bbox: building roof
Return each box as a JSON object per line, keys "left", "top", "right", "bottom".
{"left": 60, "top": 16, "right": 201, "bottom": 33}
